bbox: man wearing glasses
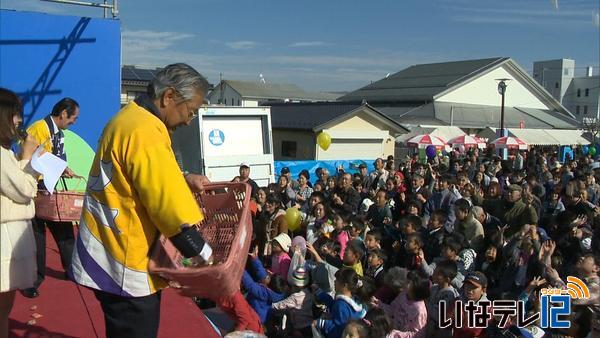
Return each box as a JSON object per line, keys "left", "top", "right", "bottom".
{"left": 71, "top": 63, "right": 213, "bottom": 338}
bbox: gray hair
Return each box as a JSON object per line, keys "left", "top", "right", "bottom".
{"left": 383, "top": 267, "right": 407, "bottom": 290}
{"left": 149, "top": 63, "right": 209, "bottom": 101}
{"left": 472, "top": 206, "right": 485, "bottom": 219}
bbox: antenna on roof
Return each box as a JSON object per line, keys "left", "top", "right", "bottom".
{"left": 259, "top": 73, "right": 266, "bottom": 84}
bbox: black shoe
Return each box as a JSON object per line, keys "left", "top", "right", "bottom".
{"left": 21, "top": 287, "right": 39, "bottom": 298}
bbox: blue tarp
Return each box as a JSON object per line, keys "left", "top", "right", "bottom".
{"left": 275, "top": 159, "right": 377, "bottom": 184}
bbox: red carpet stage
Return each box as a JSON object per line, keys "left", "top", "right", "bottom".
{"left": 9, "top": 229, "right": 222, "bottom": 338}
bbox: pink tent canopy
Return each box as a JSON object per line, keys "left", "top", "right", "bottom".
{"left": 448, "top": 135, "right": 479, "bottom": 147}
{"left": 490, "top": 136, "right": 527, "bottom": 150}
{"left": 406, "top": 134, "right": 446, "bottom": 148}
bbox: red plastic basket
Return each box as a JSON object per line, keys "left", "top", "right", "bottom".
{"left": 34, "top": 178, "right": 85, "bottom": 222}
{"left": 148, "top": 182, "right": 252, "bottom": 298}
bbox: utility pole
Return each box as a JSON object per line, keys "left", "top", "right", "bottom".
{"left": 496, "top": 78, "right": 511, "bottom": 159}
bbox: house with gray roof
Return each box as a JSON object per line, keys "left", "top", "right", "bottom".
{"left": 121, "top": 65, "right": 163, "bottom": 105}
{"left": 207, "top": 79, "right": 338, "bottom": 107}
{"left": 269, "top": 102, "right": 408, "bottom": 160}
{"left": 339, "top": 57, "right": 580, "bottom": 132}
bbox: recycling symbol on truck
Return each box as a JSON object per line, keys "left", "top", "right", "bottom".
{"left": 208, "top": 129, "right": 225, "bottom": 146}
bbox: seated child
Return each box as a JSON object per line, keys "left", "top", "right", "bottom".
{"left": 452, "top": 272, "right": 490, "bottom": 338}
{"left": 313, "top": 268, "right": 368, "bottom": 338}
{"left": 343, "top": 239, "right": 365, "bottom": 277}
{"left": 349, "top": 217, "right": 367, "bottom": 242}
{"left": 423, "top": 210, "right": 448, "bottom": 262}
{"left": 427, "top": 260, "right": 459, "bottom": 338}
{"left": 371, "top": 271, "right": 429, "bottom": 338}
{"left": 271, "top": 267, "right": 313, "bottom": 337}
{"left": 332, "top": 212, "right": 351, "bottom": 259}
{"left": 366, "top": 249, "right": 387, "bottom": 289}
{"left": 364, "top": 228, "right": 383, "bottom": 251}
{"left": 398, "top": 233, "right": 424, "bottom": 270}
{"left": 271, "top": 233, "right": 292, "bottom": 280}
{"left": 419, "top": 237, "right": 466, "bottom": 289}
{"left": 243, "top": 249, "right": 286, "bottom": 324}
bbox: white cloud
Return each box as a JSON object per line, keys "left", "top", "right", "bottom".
{"left": 289, "top": 41, "right": 327, "bottom": 48}
{"left": 122, "top": 30, "right": 194, "bottom": 53}
{"left": 225, "top": 41, "right": 260, "bottom": 50}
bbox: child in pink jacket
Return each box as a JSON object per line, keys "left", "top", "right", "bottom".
{"left": 371, "top": 271, "right": 429, "bottom": 338}
{"left": 271, "top": 233, "right": 292, "bottom": 280}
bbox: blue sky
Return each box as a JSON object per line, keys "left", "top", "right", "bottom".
{"left": 2, "top": 0, "right": 599, "bottom": 91}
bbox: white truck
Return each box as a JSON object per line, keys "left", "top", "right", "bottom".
{"left": 172, "top": 106, "right": 275, "bottom": 187}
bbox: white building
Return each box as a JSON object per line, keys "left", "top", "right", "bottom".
{"left": 533, "top": 59, "right": 600, "bottom": 122}
{"left": 340, "top": 57, "right": 580, "bottom": 132}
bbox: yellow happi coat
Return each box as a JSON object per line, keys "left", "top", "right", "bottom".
{"left": 71, "top": 101, "right": 203, "bottom": 297}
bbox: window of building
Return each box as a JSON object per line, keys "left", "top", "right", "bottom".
{"left": 281, "top": 141, "right": 297, "bottom": 158}
{"left": 577, "top": 89, "right": 581, "bottom": 97}
{"left": 231, "top": 98, "right": 234, "bottom": 105}
{"left": 564, "top": 68, "right": 569, "bottom": 75}
{"left": 555, "top": 82, "right": 559, "bottom": 89}
{"left": 576, "top": 106, "right": 580, "bottom": 114}
{"left": 585, "top": 88, "right": 589, "bottom": 97}
{"left": 238, "top": 99, "right": 241, "bottom": 106}
{"left": 584, "top": 106, "right": 588, "bottom": 114}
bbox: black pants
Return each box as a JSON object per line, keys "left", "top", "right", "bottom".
{"left": 94, "top": 289, "right": 161, "bottom": 338}
{"left": 32, "top": 217, "right": 75, "bottom": 287}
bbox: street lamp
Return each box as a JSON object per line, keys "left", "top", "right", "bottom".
{"left": 496, "top": 78, "right": 511, "bottom": 159}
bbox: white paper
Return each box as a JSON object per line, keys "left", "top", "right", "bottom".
{"left": 30, "top": 147, "right": 67, "bottom": 194}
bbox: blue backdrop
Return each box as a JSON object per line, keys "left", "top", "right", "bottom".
{"left": 275, "top": 159, "right": 377, "bottom": 184}
{"left": 0, "top": 9, "right": 121, "bottom": 149}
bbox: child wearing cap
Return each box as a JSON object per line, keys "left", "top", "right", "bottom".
{"left": 453, "top": 271, "right": 490, "bottom": 338}
{"left": 271, "top": 233, "right": 292, "bottom": 280}
{"left": 271, "top": 267, "right": 313, "bottom": 336}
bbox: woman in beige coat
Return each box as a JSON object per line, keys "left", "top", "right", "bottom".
{"left": 0, "top": 88, "right": 39, "bottom": 338}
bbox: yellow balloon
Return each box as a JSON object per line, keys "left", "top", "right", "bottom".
{"left": 285, "top": 207, "right": 301, "bottom": 232}
{"left": 317, "top": 132, "right": 331, "bottom": 151}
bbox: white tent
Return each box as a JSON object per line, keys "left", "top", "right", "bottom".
{"left": 396, "top": 126, "right": 466, "bottom": 144}
{"left": 477, "top": 127, "right": 589, "bottom": 146}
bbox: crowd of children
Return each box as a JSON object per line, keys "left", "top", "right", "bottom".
{"left": 222, "top": 149, "right": 599, "bottom": 338}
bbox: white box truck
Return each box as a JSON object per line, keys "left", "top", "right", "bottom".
{"left": 172, "top": 106, "right": 275, "bottom": 187}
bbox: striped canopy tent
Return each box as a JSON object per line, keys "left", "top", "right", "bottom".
{"left": 473, "top": 136, "right": 487, "bottom": 149}
{"left": 405, "top": 134, "right": 446, "bottom": 149}
{"left": 490, "top": 136, "right": 527, "bottom": 150}
{"left": 448, "top": 135, "right": 480, "bottom": 148}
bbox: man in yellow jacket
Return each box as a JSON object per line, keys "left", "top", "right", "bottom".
{"left": 23, "top": 98, "right": 79, "bottom": 299}
{"left": 71, "top": 63, "right": 213, "bottom": 338}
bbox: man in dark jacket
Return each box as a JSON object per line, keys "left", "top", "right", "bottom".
{"left": 331, "top": 173, "right": 361, "bottom": 215}
{"left": 500, "top": 184, "right": 538, "bottom": 238}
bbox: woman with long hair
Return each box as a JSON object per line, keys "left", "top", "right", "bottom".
{"left": 0, "top": 88, "right": 39, "bottom": 338}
